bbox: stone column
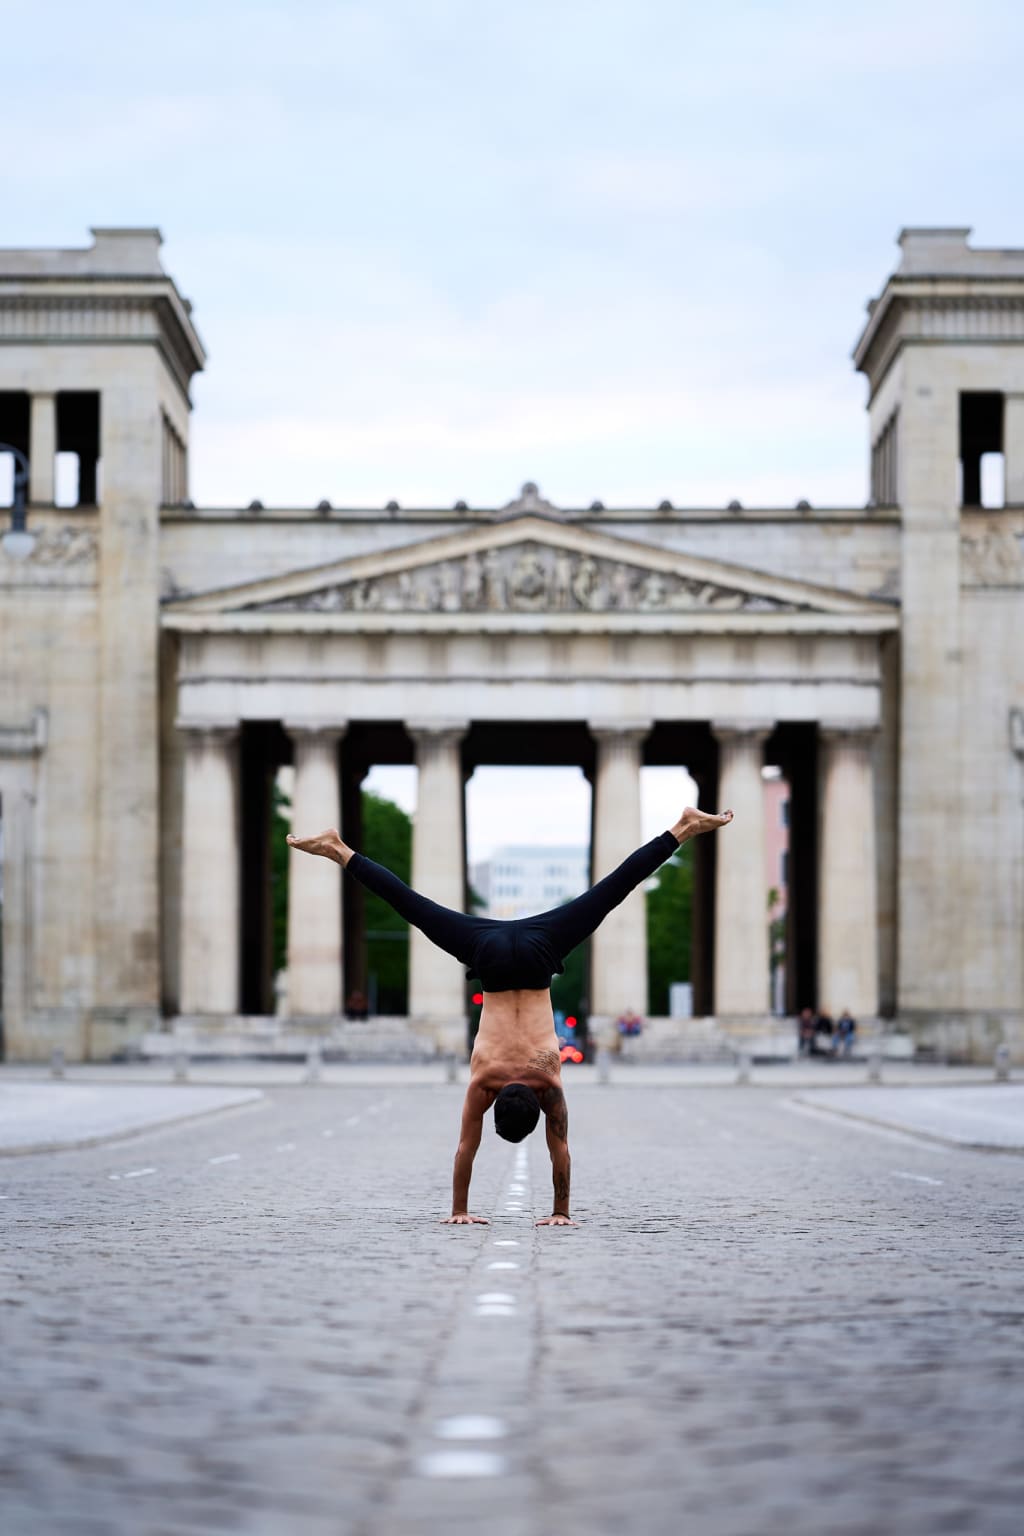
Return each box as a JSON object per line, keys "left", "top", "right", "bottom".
{"left": 818, "top": 724, "right": 879, "bottom": 1019}
{"left": 590, "top": 723, "right": 650, "bottom": 1022}
{"left": 712, "top": 722, "right": 772, "bottom": 1017}
{"left": 1005, "top": 394, "right": 1024, "bottom": 506}
{"left": 179, "top": 723, "right": 240, "bottom": 1015}
{"left": 408, "top": 722, "right": 468, "bottom": 1028}
{"left": 29, "top": 392, "right": 56, "bottom": 505}
{"left": 285, "top": 723, "right": 345, "bottom": 1017}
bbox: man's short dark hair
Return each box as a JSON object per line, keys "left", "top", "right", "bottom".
{"left": 493, "top": 1083, "right": 541, "bottom": 1142}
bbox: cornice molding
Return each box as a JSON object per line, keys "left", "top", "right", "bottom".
{"left": 854, "top": 283, "right": 1024, "bottom": 398}
{"left": 0, "top": 283, "right": 205, "bottom": 400}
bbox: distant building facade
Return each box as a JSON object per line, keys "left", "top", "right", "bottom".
{"left": 2, "top": 225, "right": 1023, "bottom": 1061}
{"left": 472, "top": 846, "right": 589, "bottom": 920}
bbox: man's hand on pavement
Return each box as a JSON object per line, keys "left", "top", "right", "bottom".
{"left": 440, "top": 1213, "right": 490, "bottom": 1225}
{"left": 536, "top": 1214, "right": 576, "bottom": 1227}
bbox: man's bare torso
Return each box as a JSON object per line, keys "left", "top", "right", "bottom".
{"left": 470, "top": 988, "right": 562, "bottom": 1092}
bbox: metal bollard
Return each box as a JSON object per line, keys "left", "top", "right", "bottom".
{"left": 173, "top": 1051, "right": 189, "bottom": 1082}
{"left": 305, "top": 1043, "right": 322, "bottom": 1083}
{"left": 867, "top": 1043, "right": 883, "bottom": 1083}
{"left": 444, "top": 1052, "right": 458, "bottom": 1084}
{"left": 50, "top": 1047, "right": 65, "bottom": 1079}
{"left": 596, "top": 1047, "right": 611, "bottom": 1085}
{"left": 995, "top": 1043, "right": 1011, "bottom": 1082}
{"left": 735, "top": 1050, "right": 751, "bottom": 1085}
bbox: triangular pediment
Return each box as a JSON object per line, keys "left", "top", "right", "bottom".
{"left": 163, "top": 516, "right": 893, "bottom": 622}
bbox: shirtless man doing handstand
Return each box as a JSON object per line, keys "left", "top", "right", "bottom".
{"left": 288, "top": 805, "right": 733, "bottom": 1225}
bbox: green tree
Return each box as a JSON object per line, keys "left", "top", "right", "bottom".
{"left": 646, "top": 840, "right": 694, "bottom": 1015}
{"left": 362, "top": 789, "right": 412, "bottom": 1012}
{"left": 550, "top": 937, "right": 588, "bottom": 1020}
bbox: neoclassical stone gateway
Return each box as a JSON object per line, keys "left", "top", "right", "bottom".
{"left": 1, "top": 226, "right": 1023, "bottom": 1061}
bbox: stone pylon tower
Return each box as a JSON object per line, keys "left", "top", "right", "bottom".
{"left": 0, "top": 229, "right": 204, "bottom": 1058}
{"left": 855, "top": 228, "right": 1024, "bottom": 1048}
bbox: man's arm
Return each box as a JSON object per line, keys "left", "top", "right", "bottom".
{"left": 441, "top": 1080, "right": 494, "bottom": 1225}
{"left": 537, "top": 1085, "right": 574, "bottom": 1226}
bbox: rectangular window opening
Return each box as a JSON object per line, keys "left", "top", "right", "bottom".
{"left": 56, "top": 391, "right": 100, "bottom": 506}
{"left": 960, "top": 392, "right": 1004, "bottom": 508}
{"left": 0, "top": 392, "right": 30, "bottom": 507}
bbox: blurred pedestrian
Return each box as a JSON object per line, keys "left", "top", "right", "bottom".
{"left": 835, "top": 1009, "right": 857, "bottom": 1057}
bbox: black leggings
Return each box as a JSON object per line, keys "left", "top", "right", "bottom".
{"left": 347, "top": 830, "right": 679, "bottom": 992}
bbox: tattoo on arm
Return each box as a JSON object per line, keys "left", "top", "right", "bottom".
{"left": 538, "top": 1085, "right": 568, "bottom": 1140}
{"left": 554, "top": 1171, "right": 570, "bottom": 1204}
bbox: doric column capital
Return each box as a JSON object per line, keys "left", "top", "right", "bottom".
{"left": 589, "top": 719, "right": 652, "bottom": 745}
{"left": 176, "top": 718, "right": 239, "bottom": 748}
{"left": 283, "top": 719, "right": 347, "bottom": 745}
{"left": 407, "top": 720, "right": 469, "bottom": 750}
{"left": 711, "top": 719, "right": 773, "bottom": 746}
{"left": 818, "top": 720, "right": 880, "bottom": 749}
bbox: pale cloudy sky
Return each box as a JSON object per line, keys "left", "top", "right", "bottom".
{"left": 6, "top": 0, "right": 1021, "bottom": 859}
{"left": 5, "top": 0, "right": 1022, "bottom": 511}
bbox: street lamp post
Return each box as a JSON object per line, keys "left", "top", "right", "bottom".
{"left": 1, "top": 442, "right": 37, "bottom": 559}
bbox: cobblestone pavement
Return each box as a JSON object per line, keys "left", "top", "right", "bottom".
{"left": 2, "top": 1082, "right": 1023, "bottom": 1536}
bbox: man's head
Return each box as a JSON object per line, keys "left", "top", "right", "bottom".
{"left": 493, "top": 1082, "right": 541, "bottom": 1143}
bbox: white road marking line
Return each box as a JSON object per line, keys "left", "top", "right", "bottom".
{"left": 476, "top": 1292, "right": 515, "bottom": 1304}
{"left": 208, "top": 1153, "right": 240, "bottom": 1165}
{"left": 891, "top": 1170, "right": 945, "bottom": 1186}
{"left": 122, "top": 1167, "right": 156, "bottom": 1179}
{"left": 493, "top": 1240, "right": 519, "bottom": 1247}
{"left": 417, "top": 1449, "right": 506, "bottom": 1479}
{"left": 275, "top": 1143, "right": 296, "bottom": 1152}
{"left": 487, "top": 1261, "right": 519, "bottom": 1270}
{"left": 435, "top": 1415, "right": 507, "bottom": 1441}
{"left": 107, "top": 1175, "right": 121, "bottom": 1181}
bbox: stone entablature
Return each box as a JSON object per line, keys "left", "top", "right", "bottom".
{"left": 0, "top": 228, "right": 205, "bottom": 399}
{"left": 854, "top": 229, "right": 1024, "bottom": 396}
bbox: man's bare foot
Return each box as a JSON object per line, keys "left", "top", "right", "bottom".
{"left": 671, "top": 807, "right": 734, "bottom": 844}
{"left": 440, "top": 1213, "right": 490, "bottom": 1225}
{"left": 286, "top": 827, "right": 347, "bottom": 864}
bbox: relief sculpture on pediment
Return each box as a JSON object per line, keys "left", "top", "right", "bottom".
{"left": 259, "top": 542, "right": 796, "bottom": 614}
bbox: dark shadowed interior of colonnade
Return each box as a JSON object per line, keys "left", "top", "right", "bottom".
{"left": 234, "top": 720, "right": 822, "bottom": 1023}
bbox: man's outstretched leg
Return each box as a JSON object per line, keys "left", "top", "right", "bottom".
{"left": 539, "top": 806, "right": 734, "bottom": 960}
{"left": 287, "top": 826, "right": 482, "bottom": 965}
